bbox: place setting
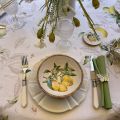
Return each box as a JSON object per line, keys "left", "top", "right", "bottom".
{"left": 1, "top": 0, "right": 120, "bottom": 120}
{"left": 27, "top": 54, "right": 89, "bottom": 113}
{"left": 18, "top": 52, "right": 113, "bottom": 114}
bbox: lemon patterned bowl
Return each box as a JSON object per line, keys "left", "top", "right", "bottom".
{"left": 37, "top": 54, "right": 83, "bottom": 98}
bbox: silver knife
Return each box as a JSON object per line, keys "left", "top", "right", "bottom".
{"left": 90, "top": 56, "right": 99, "bottom": 109}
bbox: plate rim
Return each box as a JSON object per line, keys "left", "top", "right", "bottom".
{"left": 82, "top": 33, "right": 101, "bottom": 46}
{"left": 37, "top": 54, "right": 84, "bottom": 98}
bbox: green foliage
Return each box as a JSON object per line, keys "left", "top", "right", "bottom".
{"left": 38, "top": 0, "right": 62, "bottom": 43}
{"left": 101, "top": 38, "right": 120, "bottom": 65}
{"left": 77, "top": 0, "right": 99, "bottom": 41}
{"left": 73, "top": 17, "right": 80, "bottom": 27}
{"left": 38, "top": 0, "right": 101, "bottom": 44}
{"left": 43, "top": 62, "right": 76, "bottom": 83}
{"left": 92, "top": 0, "right": 100, "bottom": 9}
{"left": 49, "top": 31, "right": 55, "bottom": 43}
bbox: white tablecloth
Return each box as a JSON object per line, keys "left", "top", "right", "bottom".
{"left": 0, "top": 0, "right": 120, "bottom": 120}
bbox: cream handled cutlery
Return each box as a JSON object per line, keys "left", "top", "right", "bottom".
{"left": 21, "top": 56, "right": 29, "bottom": 108}
{"left": 90, "top": 56, "right": 99, "bottom": 109}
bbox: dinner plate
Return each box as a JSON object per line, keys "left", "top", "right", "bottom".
{"left": 28, "top": 57, "right": 89, "bottom": 113}
{"left": 37, "top": 55, "right": 83, "bottom": 98}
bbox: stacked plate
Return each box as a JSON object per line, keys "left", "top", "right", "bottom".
{"left": 28, "top": 54, "right": 89, "bottom": 113}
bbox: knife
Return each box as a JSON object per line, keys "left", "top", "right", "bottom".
{"left": 90, "top": 56, "right": 99, "bottom": 109}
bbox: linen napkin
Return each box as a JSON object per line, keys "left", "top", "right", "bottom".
{"left": 92, "top": 55, "right": 112, "bottom": 109}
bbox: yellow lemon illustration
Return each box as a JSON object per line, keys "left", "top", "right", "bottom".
{"left": 62, "top": 81, "right": 70, "bottom": 87}
{"left": 68, "top": 78, "right": 74, "bottom": 86}
{"left": 63, "top": 75, "right": 71, "bottom": 82}
{"left": 59, "top": 84, "right": 67, "bottom": 92}
{"left": 52, "top": 81, "right": 60, "bottom": 91}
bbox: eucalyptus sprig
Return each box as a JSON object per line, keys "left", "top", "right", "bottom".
{"left": 77, "top": 0, "right": 99, "bottom": 41}
{"left": 37, "top": 0, "right": 100, "bottom": 44}
{"left": 103, "top": 6, "right": 120, "bottom": 28}
{"left": 37, "top": 0, "right": 79, "bottom": 43}
{"left": 101, "top": 38, "right": 120, "bottom": 65}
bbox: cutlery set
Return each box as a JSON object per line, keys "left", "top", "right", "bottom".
{"left": 90, "top": 56, "right": 112, "bottom": 109}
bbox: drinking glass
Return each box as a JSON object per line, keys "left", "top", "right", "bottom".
{"left": 19, "top": 0, "right": 36, "bottom": 18}
{"left": 0, "top": 0, "right": 25, "bottom": 30}
{"left": 56, "top": 18, "right": 74, "bottom": 50}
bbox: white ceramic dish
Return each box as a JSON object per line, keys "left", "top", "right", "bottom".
{"left": 37, "top": 55, "right": 83, "bottom": 98}
{"left": 28, "top": 59, "right": 89, "bottom": 113}
{"left": 82, "top": 33, "right": 101, "bottom": 46}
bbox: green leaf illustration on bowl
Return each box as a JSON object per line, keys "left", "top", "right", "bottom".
{"left": 43, "top": 62, "right": 76, "bottom": 92}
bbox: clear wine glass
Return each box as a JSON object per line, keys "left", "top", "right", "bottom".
{"left": 55, "top": 18, "right": 74, "bottom": 50}
{"left": 19, "top": 0, "right": 36, "bottom": 18}
{"left": 0, "top": 0, "right": 25, "bottom": 30}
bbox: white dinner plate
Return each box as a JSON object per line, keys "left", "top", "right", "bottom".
{"left": 28, "top": 57, "right": 89, "bottom": 113}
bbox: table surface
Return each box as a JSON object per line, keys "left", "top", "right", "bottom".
{"left": 0, "top": 0, "right": 120, "bottom": 120}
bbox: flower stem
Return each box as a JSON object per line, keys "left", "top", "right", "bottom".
{"left": 77, "top": 0, "right": 99, "bottom": 40}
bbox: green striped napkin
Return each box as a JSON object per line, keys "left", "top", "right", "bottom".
{"left": 92, "top": 55, "right": 112, "bottom": 109}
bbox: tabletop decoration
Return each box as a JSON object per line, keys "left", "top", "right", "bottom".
{"left": 103, "top": 6, "right": 120, "bottom": 28}
{"left": 101, "top": 38, "right": 120, "bottom": 65}
{"left": 92, "top": 55, "right": 112, "bottom": 109}
{"left": 37, "top": 0, "right": 101, "bottom": 45}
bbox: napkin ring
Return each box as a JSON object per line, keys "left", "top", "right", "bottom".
{"left": 97, "top": 74, "right": 109, "bottom": 82}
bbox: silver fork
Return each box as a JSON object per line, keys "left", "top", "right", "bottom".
{"left": 21, "top": 56, "right": 28, "bottom": 108}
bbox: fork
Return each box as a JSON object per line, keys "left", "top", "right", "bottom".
{"left": 21, "top": 56, "right": 28, "bottom": 108}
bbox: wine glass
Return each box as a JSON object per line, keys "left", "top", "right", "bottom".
{"left": 0, "top": 0, "right": 25, "bottom": 30}
{"left": 55, "top": 18, "right": 74, "bottom": 50}
{"left": 19, "top": 0, "right": 36, "bottom": 18}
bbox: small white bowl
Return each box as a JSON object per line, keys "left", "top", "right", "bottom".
{"left": 37, "top": 54, "right": 83, "bottom": 98}
{"left": 82, "top": 33, "right": 101, "bottom": 46}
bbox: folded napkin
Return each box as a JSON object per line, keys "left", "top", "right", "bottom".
{"left": 92, "top": 55, "right": 112, "bottom": 109}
